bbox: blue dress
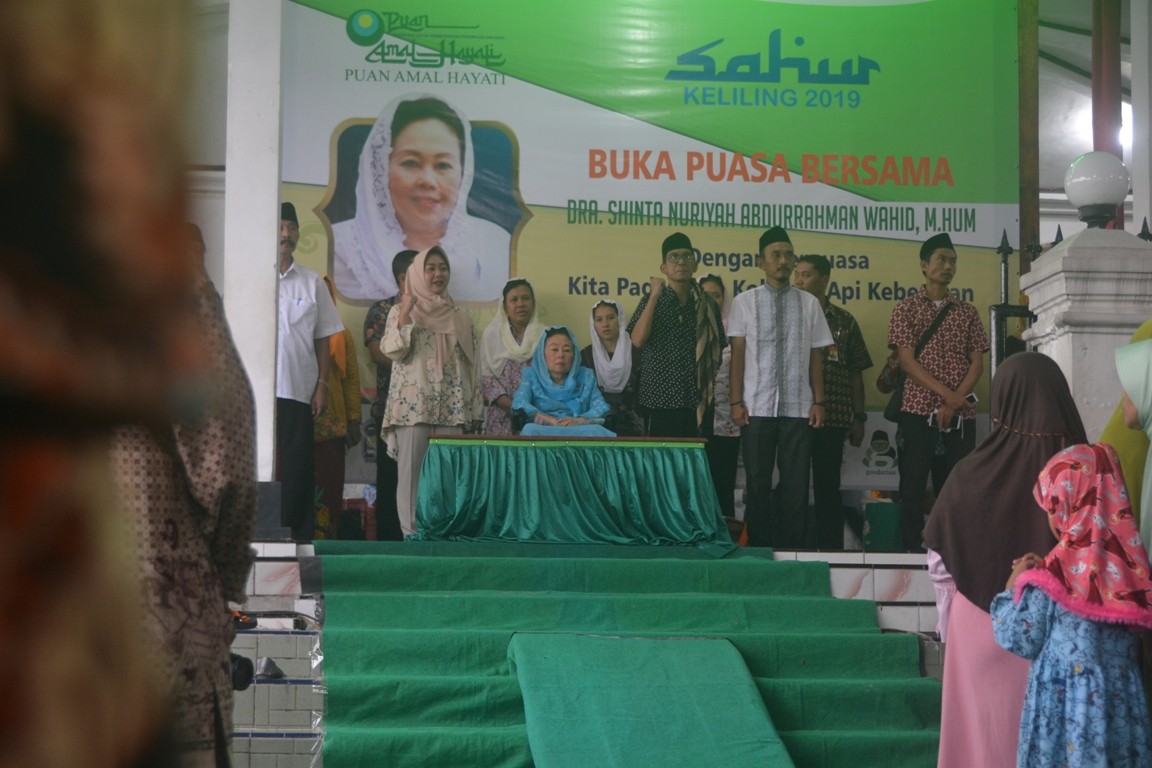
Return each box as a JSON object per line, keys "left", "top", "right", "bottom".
{"left": 991, "top": 585, "right": 1152, "bottom": 767}
{"left": 513, "top": 367, "right": 614, "bottom": 437}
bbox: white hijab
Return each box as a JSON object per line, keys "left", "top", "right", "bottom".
{"left": 587, "top": 300, "right": 633, "bottom": 394}
{"left": 480, "top": 289, "right": 544, "bottom": 379}
{"left": 332, "top": 92, "right": 506, "bottom": 302}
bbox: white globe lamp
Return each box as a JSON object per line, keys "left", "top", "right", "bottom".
{"left": 1064, "top": 151, "right": 1130, "bottom": 228}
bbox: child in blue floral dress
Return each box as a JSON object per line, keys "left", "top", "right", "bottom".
{"left": 991, "top": 443, "right": 1152, "bottom": 768}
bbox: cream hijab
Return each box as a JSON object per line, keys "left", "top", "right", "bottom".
{"left": 406, "top": 247, "right": 475, "bottom": 376}
{"left": 480, "top": 280, "right": 544, "bottom": 379}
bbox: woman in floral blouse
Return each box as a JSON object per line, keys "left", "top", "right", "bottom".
{"left": 381, "top": 247, "right": 482, "bottom": 535}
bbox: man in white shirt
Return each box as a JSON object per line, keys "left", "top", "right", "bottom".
{"left": 277, "top": 202, "right": 344, "bottom": 541}
{"left": 728, "top": 227, "right": 833, "bottom": 549}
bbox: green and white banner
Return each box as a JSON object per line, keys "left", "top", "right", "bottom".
{"left": 282, "top": 0, "right": 1019, "bottom": 424}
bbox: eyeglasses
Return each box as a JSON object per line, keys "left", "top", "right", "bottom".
{"left": 666, "top": 252, "right": 696, "bottom": 264}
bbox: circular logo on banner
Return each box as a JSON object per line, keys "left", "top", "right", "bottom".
{"left": 346, "top": 10, "right": 384, "bottom": 47}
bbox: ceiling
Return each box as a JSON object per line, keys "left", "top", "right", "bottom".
{"left": 1037, "top": 0, "right": 1132, "bottom": 192}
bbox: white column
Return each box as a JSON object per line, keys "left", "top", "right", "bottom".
{"left": 224, "top": 0, "right": 282, "bottom": 480}
{"left": 1132, "top": 1, "right": 1152, "bottom": 231}
{"left": 1021, "top": 228, "right": 1152, "bottom": 440}
{"left": 185, "top": 1, "right": 229, "bottom": 285}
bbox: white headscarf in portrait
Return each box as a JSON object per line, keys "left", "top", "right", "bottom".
{"left": 587, "top": 300, "right": 633, "bottom": 394}
{"left": 480, "top": 280, "right": 544, "bottom": 379}
{"left": 331, "top": 92, "right": 510, "bottom": 303}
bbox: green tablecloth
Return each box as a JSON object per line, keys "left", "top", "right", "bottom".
{"left": 414, "top": 436, "right": 734, "bottom": 554}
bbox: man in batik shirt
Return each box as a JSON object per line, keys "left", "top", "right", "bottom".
{"left": 794, "top": 254, "right": 874, "bottom": 549}
{"left": 886, "top": 232, "right": 988, "bottom": 550}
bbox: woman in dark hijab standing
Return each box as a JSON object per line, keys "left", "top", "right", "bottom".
{"left": 923, "top": 352, "right": 1085, "bottom": 768}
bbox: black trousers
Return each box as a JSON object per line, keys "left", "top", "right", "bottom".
{"left": 705, "top": 434, "right": 742, "bottom": 519}
{"left": 896, "top": 411, "right": 976, "bottom": 550}
{"left": 645, "top": 407, "right": 699, "bottom": 438}
{"left": 375, "top": 434, "right": 403, "bottom": 541}
{"left": 810, "top": 425, "right": 848, "bottom": 549}
{"left": 276, "top": 397, "right": 316, "bottom": 542}
{"left": 742, "top": 417, "right": 811, "bottom": 549}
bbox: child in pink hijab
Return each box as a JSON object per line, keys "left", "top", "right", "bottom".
{"left": 992, "top": 443, "right": 1152, "bottom": 768}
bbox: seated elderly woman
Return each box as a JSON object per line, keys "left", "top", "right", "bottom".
{"left": 512, "top": 326, "right": 615, "bottom": 437}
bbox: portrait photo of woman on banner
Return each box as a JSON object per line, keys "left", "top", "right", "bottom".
{"left": 329, "top": 91, "right": 517, "bottom": 303}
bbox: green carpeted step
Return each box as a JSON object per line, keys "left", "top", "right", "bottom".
{"left": 326, "top": 675, "right": 525, "bottom": 729}
{"left": 756, "top": 678, "right": 942, "bottom": 731}
{"left": 322, "top": 724, "right": 531, "bottom": 768}
{"left": 324, "top": 672, "right": 942, "bottom": 736}
{"left": 321, "top": 628, "right": 924, "bottom": 680}
{"left": 323, "top": 591, "right": 882, "bottom": 633}
{"left": 732, "top": 632, "right": 923, "bottom": 680}
{"left": 315, "top": 539, "right": 775, "bottom": 560}
{"left": 318, "top": 543, "right": 942, "bottom": 768}
{"left": 778, "top": 729, "right": 939, "bottom": 768}
{"left": 321, "top": 553, "right": 830, "bottom": 596}
{"left": 324, "top": 727, "right": 941, "bottom": 768}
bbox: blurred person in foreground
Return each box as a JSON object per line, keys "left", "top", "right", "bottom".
{"left": 110, "top": 224, "right": 258, "bottom": 766}
{"left": 0, "top": 1, "right": 212, "bottom": 766}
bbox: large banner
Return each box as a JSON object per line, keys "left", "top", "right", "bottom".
{"left": 281, "top": 0, "right": 1020, "bottom": 483}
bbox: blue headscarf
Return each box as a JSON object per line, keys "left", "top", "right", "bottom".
{"left": 529, "top": 326, "right": 586, "bottom": 415}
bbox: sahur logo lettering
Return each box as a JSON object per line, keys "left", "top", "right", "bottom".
{"left": 346, "top": 9, "right": 385, "bottom": 46}
{"left": 666, "top": 30, "right": 880, "bottom": 86}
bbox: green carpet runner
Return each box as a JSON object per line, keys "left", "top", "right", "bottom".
{"left": 317, "top": 541, "right": 940, "bottom": 767}
{"left": 508, "top": 634, "right": 795, "bottom": 767}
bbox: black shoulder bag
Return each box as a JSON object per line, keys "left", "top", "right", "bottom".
{"left": 883, "top": 303, "right": 953, "bottom": 422}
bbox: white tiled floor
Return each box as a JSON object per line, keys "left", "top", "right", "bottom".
{"left": 232, "top": 627, "right": 323, "bottom": 767}
{"left": 829, "top": 566, "right": 875, "bottom": 600}
{"left": 251, "top": 561, "right": 302, "bottom": 597}
{"left": 778, "top": 548, "right": 938, "bottom": 635}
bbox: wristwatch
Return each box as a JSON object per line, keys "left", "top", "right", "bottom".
{"left": 854, "top": 412, "right": 868, "bottom": 423}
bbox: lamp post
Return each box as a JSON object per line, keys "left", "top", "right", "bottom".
{"left": 1021, "top": 153, "right": 1152, "bottom": 440}
{"left": 988, "top": 230, "right": 1036, "bottom": 381}
{"left": 1064, "top": 151, "right": 1130, "bottom": 229}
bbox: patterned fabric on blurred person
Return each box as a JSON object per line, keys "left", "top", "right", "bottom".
{"left": 111, "top": 276, "right": 258, "bottom": 765}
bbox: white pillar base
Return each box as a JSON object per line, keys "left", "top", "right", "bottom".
{"left": 1021, "top": 228, "right": 1152, "bottom": 440}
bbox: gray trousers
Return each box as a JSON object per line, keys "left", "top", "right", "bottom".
{"left": 393, "top": 423, "right": 463, "bottom": 536}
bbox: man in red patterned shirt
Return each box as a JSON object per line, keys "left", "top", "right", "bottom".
{"left": 886, "top": 232, "right": 989, "bottom": 550}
